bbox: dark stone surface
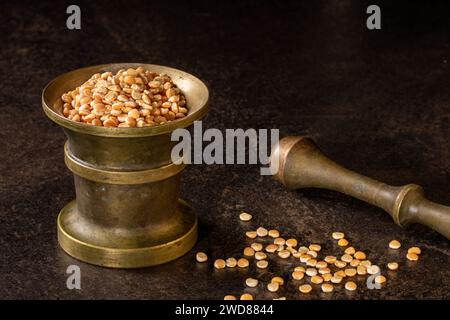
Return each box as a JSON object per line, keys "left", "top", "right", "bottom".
{"left": 0, "top": 0, "right": 449, "bottom": 299}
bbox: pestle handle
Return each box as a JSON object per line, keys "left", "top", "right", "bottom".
{"left": 272, "top": 136, "right": 450, "bottom": 240}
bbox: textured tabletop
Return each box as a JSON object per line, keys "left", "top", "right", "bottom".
{"left": 1, "top": 0, "right": 449, "bottom": 299}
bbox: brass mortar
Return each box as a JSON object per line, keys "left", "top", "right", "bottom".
{"left": 42, "top": 63, "right": 209, "bottom": 268}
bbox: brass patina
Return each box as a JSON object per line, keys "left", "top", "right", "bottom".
{"left": 42, "top": 63, "right": 209, "bottom": 268}
{"left": 272, "top": 136, "right": 450, "bottom": 240}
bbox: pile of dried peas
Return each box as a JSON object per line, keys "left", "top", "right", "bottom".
{"left": 196, "top": 212, "right": 422, "bottom": 300}
{"left": 60, "top": 66, "right": 188, "bottom": 127}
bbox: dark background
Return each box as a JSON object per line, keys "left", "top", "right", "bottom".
{"left": 1, "top": 0, "right": 449, "bottom": 299}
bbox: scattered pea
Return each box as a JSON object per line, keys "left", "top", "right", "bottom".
{"left": 246, "top": 231, "right": 257, "bottom": 239}
{"left": 268, "top": 229, "right": 280, "bottom": 238}
{"left": 224, "top": 295, "right": 237, "bottom": 300}
{"left": 274, "top": 237, "right": 286, "bottom": 246}
{"left": 240, "top": 293, "right": 253, "bottom": 300}
{"left": 344, "top": 268, "right": 357, "bottom": 277}
{"left": 271, "top": 277, "right": 284, "bottom": 286}
{"left": 299, "top": 284, "right": 312, "bottom": 294}
{"left": 265, "top": 244, "right": 278, "bottom": 253}
{"left": 357, "top": 265, "right": 367, "bottom": 275}
{"left": 389, "top": 240, "right": 401, "bottom": 249}
{"left": 306, "top": 268, "right": 318, "bottom": 276}
{"left": 311, "top": 275, "right": 324, "bottom": 284}
{"left": 350, "top": 259, "right": 361, "bottom": 267}
{"left": 341, "top": 254, "right": 353, "bottom": 263}
{"left": 196, "top": 252, "right": 208, "bottom": 263}
{"left": 255, "top": 252, "right": 267, "bottom": 260}
{"left": 214, "top": 259, "right": 226, "bottom": 269}
{"left": 344, "top": 247, "right": 356, "bottom": 255}
{"left": 331, "top": 276, "right": 343, "bottom": 284}
{"left": 239, "top": 212, "right": 252, "bottom": 222}
{"left": 286, "top": 239, "right": 298, "bottom": 248}
{"left": 375, "top": 275, "right": 387, "bottom": 284}
{"left": 226, "top": 257, "right": 237, "bottom": 268}
{"left": 332, "top": 232, "right": 345, "bottom": 239}
{"left": 334, "top": 260, "right": 347, "bottom": 268}
{"left": 322, "top": 273, "right": 333, "bottom": 282}
{"left": 324, "top": 256, "right": 337, "bottom": 264}
{"left": 307, "top": 251, "right": 318, "bottom": 258}
{"left": 292, "top": 271, "right": 305, "bottom": 280}
{"left": 256, "top": 260, "right": 269, "bottom": 269}
{"left": 306, "top": 259, "right": 317, "bottom": 267}
{"left": 387, "top": 262, "right": 399, "bottom": 270}
{"left": 318, "top": 267, "right": 331, "bottom": 275}
{"left": 309, "top": 244, "right": 321, "bottom": 252}
{"left": 354, "top": 251, "right": 366, "bottom": 260}
{"left": 338, "top": 239, "right": 349, "bottom": 247}
{"left": 408, "top": 247, "right": 421, "bottom": 255}
{"left": 267, "top": 282, "right": 279, "bottom": 292}
{"left": 251, "top": 243, "right": 263, "bottom": 252}
{"left": 321, "top": 283, "right": 334, "bottom": 293}
{"left": 237, "top": 258, "right": 249, "bottom": 268}
{"left": 245, "top": 278, "right": 258, "bottom": 288}
{"left": 278, "top": 250, "right": 291, "bottom": 259}
{"left": 243, "top": 247, "right": 255, "bottom": 257}
{"left": 256, "top": 227, "right": 268, "bottom": 237}
{"left": 406, "top": 253, "right": 419, "bottom": 261}
{"left": 345, "top": 281, "right": 357, "bottom": 291}
{"left": 294, "top": 266, "right": 306, "bottom": 272}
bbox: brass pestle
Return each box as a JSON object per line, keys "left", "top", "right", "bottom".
{"left": 272, "top": 136, "right": 450, "bottom": 240}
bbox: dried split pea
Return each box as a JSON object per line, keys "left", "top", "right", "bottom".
{"left": 307, "top": 250, "right": 318, "bottom": 258}
{"left": 255, "top": 252, "right": 267, "bottom": 260}
{"left": 360, "top": 260, "right": 372, "bottom": 267}
{"left": 299, "top": 284, "right": 312, "bottom": 294}
{"left": 334, "top": 270, "right": 346, "bottom": 278}
{"left": 345, "top": 281, "right": 357, "bottom": 291}
{"left": 321, "top": 283, "right": 334, "bottom": 293}
{"left": 245, "top": 278, "right": 258, "bottom": 288}
{"left": 387, "top": 262, "right": 399, "bottom": 270}
{"left": 357, "top": 265, "right": 367, "bottom": 275}
{"left": 344, "top": 247, "right": 356, "bottom": 255}
{"left": 274, "top": 237, "right": 286, "bottom": 246}
{"left": 306, "top": 268, "right": 318, "bottom": 276}
{"left": 240, "top": 293, "right": 253, "bottom": 300}
{"left": 406, "top": 253, "right": 419, "bottom": 261}
{"left": 344, "top": 268, "right": 357, "bottom": 277}
{"left": 271, "top": 277, "right": 284, "bottom": 285}
{"left": 341, "top": 254, "right": 353, "bottom": 263}
{"left": 367, "top": 265, "right": 380, "bottom": 275}
{"left": 309, "top": 244, "right": 321, "bottom": 252}
{"left": 267, "top": 282, "right": 279, "bottom": 292}
{"left": 311, "top": 275, "right": 324, "bottom": 284}
{"left": 319, "top": 267, "right": 331, "bottom": 275}
{"left": 294, "top": 266, "right": 306, "bottom": 272}
{"left": 389, "top": 240, "right": 401, "bottom": 249}
{"left": 322, "top": 273, "right": 332, "bottom": 282}
{"left": 298, "top": 246, "right": 309, "bottom": 253}
{"left": 273, "top": 297, "right": 286, "bottom": 300}
{"left": 324, "top": 256, "right": 337, "bottom": 264}
{"left": 224, "top": 295, "right": 237, "bottom": 300}
{"left": 350, "top": 259, "right": 361, "bottom": 267}
{"left": 214, "top": 259, "right": 226, "bottom": 269}
{"left": 237, "top": 258, "right": 249, "bottom": 268}
{"left": 226, "top": 257, "right": 237, "bottom": 268}
{"left": 375, "top": 275, "right": 387, "bottom": 284}
{"left": 265, "top": 244, "right": 278, "bottom": 253}
{"left": 335, "top": 260, "right": 347, "bottom": 268}
{"left": 246, "top": 231, "right": 257, "bottom": 239}
{"left": 315, "top": 261, "right": 328, "bottom": 269}
{"left": 332, "top": 232, "right": 345, "bottom": 239}
{"left": 306, "top": 259, "right": 317, "bottom": 267}
{"left": 408, "top": 247, "right": 421, "bottom": 255}
{"left": 354, "top": 251, "right": 366, "bottom": 260}
{"left": 331, "top": 276, "right": 343, "bottom": 284}
{"left": 338, "top": 239, "right": 349, "bottom": 247}
{"left": 268, "top": 229, "right": 280, "bottom": 238}
{"left": 278, "top": 250, "right": 291, "bottom": 259}
{"left": 251, "top": 243, "right": 263, "bottom": 252}
{"left": 292, "top": 271, "right": 305, "bottom": 280}
{"left": 239, "top": 212, "right": 252, "bottom": 221}
{"left": 286, "top": 239, "right": 298, "bottom": 248}
{"left": 243, "top": 247, "right": 255, "bottom": 257}
{"left": 256, "top": 227, "right": 268, "bottom": 237}
{"left": 196, "top": 252, "right": 208, "bottom": 263}
{"left": 300, "top": 254, "right": 312, "bottom": 263}
{"left": 256, "top": 260, "right": 269, "bottom": 269}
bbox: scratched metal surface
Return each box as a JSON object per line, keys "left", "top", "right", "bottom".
{"left": 0, "top": 0, "right": 449, "bottom": 299}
